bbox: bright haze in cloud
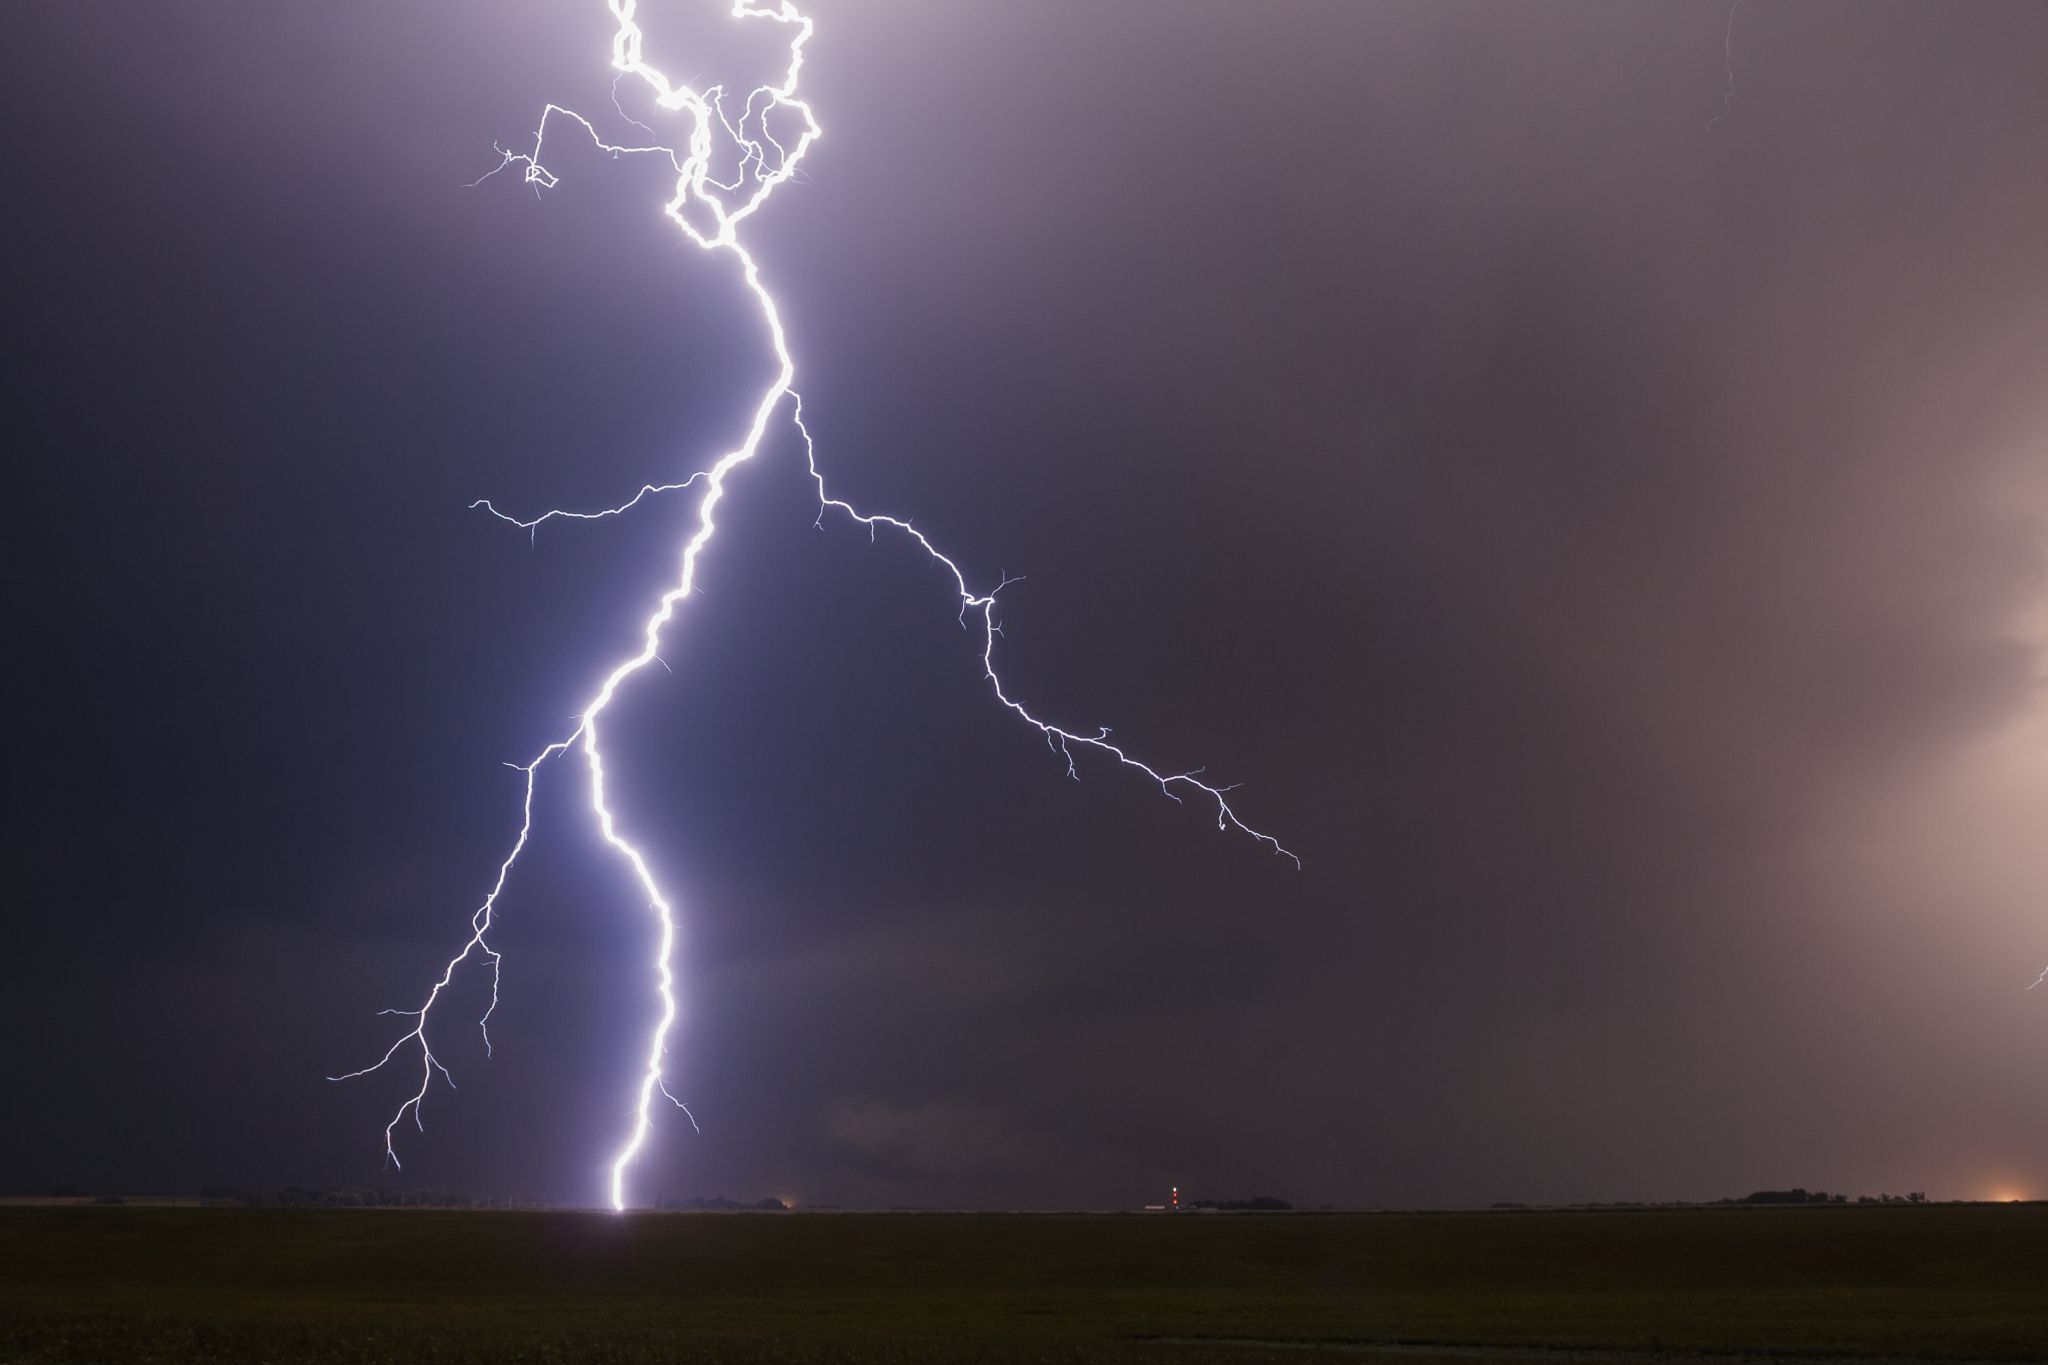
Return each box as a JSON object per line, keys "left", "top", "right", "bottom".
{"left": 4, "top": 0, "right": 2048, "bottom": 1209}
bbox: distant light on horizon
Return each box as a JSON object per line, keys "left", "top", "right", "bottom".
{"left": 1980, "top": 1184, "right": 2032, "bottom": 1204}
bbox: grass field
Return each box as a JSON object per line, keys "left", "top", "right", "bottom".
{"left": 3, "top": 1204, "right": 2045, "bottom": 1364}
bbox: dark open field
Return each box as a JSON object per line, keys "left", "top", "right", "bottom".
{"left": 3, "top": 1205, "right": 2046, "bottom": 1364}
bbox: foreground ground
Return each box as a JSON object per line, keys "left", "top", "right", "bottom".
{"left": 2, "top": 1204, "right": 2045, "bottom": 1364}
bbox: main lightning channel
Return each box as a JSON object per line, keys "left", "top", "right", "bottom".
{"left": 335, "top": 0, "right": 1291, "bottom": 1211}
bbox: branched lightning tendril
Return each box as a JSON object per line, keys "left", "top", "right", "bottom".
{"left": 334, "top": 0, "right": 1294, "bottom": 1211}
{"left": 1705, "top": 0, "right": 1747, "bottom": 132}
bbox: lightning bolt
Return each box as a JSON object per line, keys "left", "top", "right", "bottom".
{"left": 1705, "top": 0, "right": 1747, "bottom": 132}
{"left": 334, "top": 0, "right": 1294, "bottom": 1211}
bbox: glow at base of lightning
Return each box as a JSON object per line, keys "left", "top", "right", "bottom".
{"left": 334, "top": 0, "right": 1293, "bottom": 1212}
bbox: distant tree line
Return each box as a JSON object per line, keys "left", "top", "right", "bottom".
{"left": 656, "top": 1196, "right": 790, "bottom": 1211}
{"left": 1736, "top": 1188, "right": 1847, "bottom": 1205}
{"left": 1733, "top": 1189, "right": 1927, "bottom": 1206}
{"left": 1187, "top": 1197, "right": 1293, "bottom": 1211}
{"left": 1517, "top": 1190, "right": 1940, "bottom": 1211}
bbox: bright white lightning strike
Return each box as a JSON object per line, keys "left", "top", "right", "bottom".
{"left": 334, "top": 0, "right": 1294, "bottom": 1212}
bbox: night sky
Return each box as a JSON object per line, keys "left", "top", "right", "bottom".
{"left": 8, "top": 1, "right": 2048, "bottom": 1211}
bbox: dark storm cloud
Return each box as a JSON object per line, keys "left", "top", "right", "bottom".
{"left": 6, "top": 1, "right": 2048, "bottom": 1208}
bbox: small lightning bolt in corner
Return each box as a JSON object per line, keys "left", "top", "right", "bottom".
{"left": 334, "top": 0, "right": 1294, "bottom": 1211}
{"left": 1706, "top": 0, "right": 1747, "bottom": 132}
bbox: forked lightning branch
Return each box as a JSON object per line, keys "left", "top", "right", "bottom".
{"left": 333, "top": 0, "right": 1294, "bottom": 1212}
